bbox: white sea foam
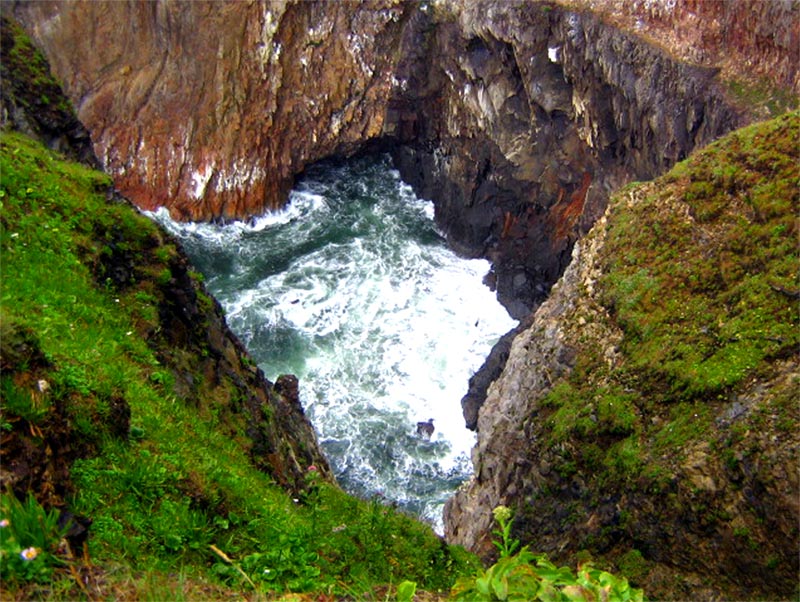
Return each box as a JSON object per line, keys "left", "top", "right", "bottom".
{"left": 146, "top": 155, "right": 517, "bottom": 533}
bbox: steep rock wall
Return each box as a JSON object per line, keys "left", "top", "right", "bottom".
{"left": 9, "top": 0, "right": 412, "bottom": 221}
{"left": 566, "top": 0, "right": 800, "bottom": 97}
{"left": 445, "top": 113, "right": 800, "bottom": 600}
{"left": 389, "top": 0, "right": 744, "bottom": 317}
{"left": 11, "top": 0, "right": 757, "bottom": 319}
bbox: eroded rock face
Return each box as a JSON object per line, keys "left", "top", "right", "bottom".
{"left": 11, "top": 0, "right": 754, "bottom": 319}
{"left": 445, "top": 113, "right": 800, "bottom": 600}
{"left": 389, "top": 0, "right": 744, "bottom": 317}
{"left": 10, "top": 0, "right": 413, "bottom": 221}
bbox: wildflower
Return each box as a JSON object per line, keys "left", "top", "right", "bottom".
{"left": 308, "top": 465, "right": 317, "bottom": 472}
{"left": 20, "top": 547, "right": 38, "bottom": 561}
{"left": 0, "top": 518, "right": 8, "bottom": 528}
{"left": 492, "top": 505, "right": 512, "bottom": 524}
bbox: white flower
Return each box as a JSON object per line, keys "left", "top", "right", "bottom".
{"left": 20, "top": 547, "right": 38, "bottom": 561}
{"left": 0, "top": 518, "right": 9, "bottom": 528}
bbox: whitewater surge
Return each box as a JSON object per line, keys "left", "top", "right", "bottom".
{"left": 149, "top": 155, "right": 516, "bottom": 531}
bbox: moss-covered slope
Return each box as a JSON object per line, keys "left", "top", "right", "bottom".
{"left": 447, "top": 111, "right": 799, "bottom": 601}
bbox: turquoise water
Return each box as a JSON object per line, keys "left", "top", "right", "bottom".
{"left": 149, "top": 155, "right": 516, "bottom": 531}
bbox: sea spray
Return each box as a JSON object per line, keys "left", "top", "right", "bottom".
{"left": 149, "top": 155, "right": 516, "bottom": 531}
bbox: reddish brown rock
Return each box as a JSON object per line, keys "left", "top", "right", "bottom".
{"left": 11, "top": 0, "right": 781, "bottom": 318}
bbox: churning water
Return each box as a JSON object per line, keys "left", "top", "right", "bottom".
{"left": 149, "top": 155, "right": 516, "bottom": 531}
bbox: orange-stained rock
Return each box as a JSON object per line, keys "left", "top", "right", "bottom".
{"left": 9, "top": 0, "right": 792, "bottom": 331}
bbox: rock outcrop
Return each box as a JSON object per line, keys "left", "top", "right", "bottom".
{"left": 9, "top": 0, "right": 777, "bottom": 319}
{"left": 445, "top": 112, "right": 799, "bottom": 600}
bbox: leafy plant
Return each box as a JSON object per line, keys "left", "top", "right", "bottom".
{"left": 452, "top": 507, "right": 644, "bottom": 601}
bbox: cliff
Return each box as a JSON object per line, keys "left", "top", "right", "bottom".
{"left": 445, "top": 112, "right": 799, "bottom": 600}
{"left": 5, "top": 2, "right": 799, "bottom": 599}
{"left": 0, "top": 18, "right": 478, "bottom": 598}
{"left": 11, "top": 0, "right": 793, "bottom": 318}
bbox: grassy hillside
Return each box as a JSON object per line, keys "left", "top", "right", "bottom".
{"left": 0, "top": 130, "right": 480, "bottom": 599}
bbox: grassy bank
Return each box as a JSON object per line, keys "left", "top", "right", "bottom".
{"left": 0, "top": 130, "right": 478, "bottom": 599}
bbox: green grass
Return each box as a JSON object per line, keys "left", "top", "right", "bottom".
{"left": 601, "top": 112, "right": 799, "bottom": 401}
{"left": 0, "top": 130, "right": 478, "bottom": 598}
{"left": 0, "top": 16, "right": 74, "bottom": 116}
{"left": 725, "top": 77, "right": 799, "bottom": 119}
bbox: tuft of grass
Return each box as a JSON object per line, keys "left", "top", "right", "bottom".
{"left": 725, "top": 77, "right": 799, "bottom": 119}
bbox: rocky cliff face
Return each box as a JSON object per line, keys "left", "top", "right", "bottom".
{"left": 566, "top": 0, "right": 800, "bottom": 97}
{"left": 7, "top": 3, "right": 798, "bottom": 599}
{"left": 10, "top": 0, "right": 774, "bottom": 318}
{"left": 445, "top": 112, "right": 799, "bottom": 600}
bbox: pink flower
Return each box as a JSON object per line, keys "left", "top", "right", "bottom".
{"left": 0, "top": 519, "right": 9, "bottom": 528}
{"left": 20, "top": 547, "right": 38, "bottom": 561}
{"left": 308, "top": 465, "right": 317, "bottom": 472}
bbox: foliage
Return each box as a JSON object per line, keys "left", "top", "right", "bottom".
{"left": 600, "top": 112, "right": 799, "bottom": 401}
{"left": 0, "top": 492, "right": 68, "bottom": 586}
{"left": 452, "top": 507, "right": 644, "bottom": 601}
{"left": 0, "top": 16, "right": 74, "bottom": 117}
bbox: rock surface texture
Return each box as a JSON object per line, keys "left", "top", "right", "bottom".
{"left": 10, "top": 0, "right": 774, "bottom": 318}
